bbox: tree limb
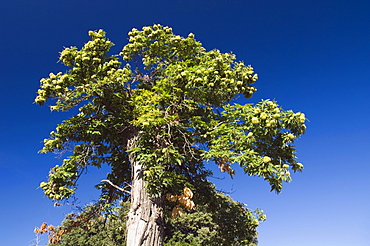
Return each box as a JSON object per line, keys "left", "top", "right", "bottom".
{"left": 101, "top": 179, "right": 131, "bottom": 195}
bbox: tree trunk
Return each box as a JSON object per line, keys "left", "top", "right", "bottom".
{"left": 126, "top": 134, "right": 164, "bottom": 246}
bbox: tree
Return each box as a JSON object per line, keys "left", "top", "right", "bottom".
{"left": 35, "top": 24, "right": 306, "bottom": 246}
{"left": 42, "top": 186, "right": 264, "bottom": 245}
{"left": 163, "top": 183, "right": 264, "bottom": 246}
{"left": 51, "top": 202, "right": 128, "bottom": 246}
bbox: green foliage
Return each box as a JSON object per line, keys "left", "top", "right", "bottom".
{"left": 48, "top": 202, "right": 128, "bottom": 246}
{"left": 165, "top": 212, "right": 219, "bottom": 245}
{"left": 48, "top": 186, "right": 262, "bottom": 246}
{"left": 164, "top": 183, "right": 264, "bottom": 246}
{"left": 35, "top": 24, "right": 306, "bottom": 244}
{"left": 203, "top": 100, "right": 306, "bottom": 192}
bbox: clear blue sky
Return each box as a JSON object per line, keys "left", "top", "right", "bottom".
{"left": 1, "top": 0, "right": 370, "bottom": 245}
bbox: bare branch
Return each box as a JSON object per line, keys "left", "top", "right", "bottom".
{"left": 101, "top": 179, "right": 131, "bottom": 195}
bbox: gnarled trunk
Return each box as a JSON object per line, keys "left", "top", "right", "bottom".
{"left": 126, "top": 135, "right": 164, "bottom": 246}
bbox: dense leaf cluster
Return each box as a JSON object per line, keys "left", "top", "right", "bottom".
{"left": 164, "top": 182, "right": 265, "bottom": 246}
{"left": 48, "top": 202, "right": 127, "bottom": 246}
{"left": 46, "top": 185, "right": 264, "bottom": 246}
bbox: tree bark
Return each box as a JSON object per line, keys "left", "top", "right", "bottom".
{"left": 126, "top": 134, "right": 164, "bottom": 246}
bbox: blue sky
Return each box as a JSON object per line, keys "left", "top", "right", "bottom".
{"left": 1, "top": 0, "right": 370, "bottom": 245}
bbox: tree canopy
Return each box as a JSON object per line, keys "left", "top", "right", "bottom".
{"left": 35, "top": 24, "right": 306, "bottom": 245}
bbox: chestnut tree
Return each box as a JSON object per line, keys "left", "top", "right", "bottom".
{"left": 35, "top": 24, "right": 306, "bottom": 246}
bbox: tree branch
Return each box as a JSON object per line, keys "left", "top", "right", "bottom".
{"left": 189, "top": 121, "right": 225, "bottom": 137}
{"left": 101, "top": 179, "right": 131, "bottom": 195}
